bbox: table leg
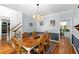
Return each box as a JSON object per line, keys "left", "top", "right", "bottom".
{"left": 28, "top": 50, "right": 30, "bottom": 54}
{"left": 24, "top": 48, "right": 31, "bottom": 54}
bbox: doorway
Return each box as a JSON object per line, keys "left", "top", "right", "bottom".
{"left": 1, "top": 19, "right": 10, "bottom": 43}
{"left": 59, "top": 19, "right": 72, "bottom": 43}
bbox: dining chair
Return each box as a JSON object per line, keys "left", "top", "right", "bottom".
{"left": 32, "top": 32, "right": 36, "bottom": 38}
{"left": 22, "top": 32, "right": 30, "bottom": 42}
{"left": 11, "top": 36, "right": 21, "bottom": 54}
{"left": 44, "top": 33, "right": 51, "bottom": 51}
{"left": 12, "top": 36, "right": 27, "bottom": 54}
{"left": 22, "top": 32, "right": 29, "bottom": 38}
{"left": 33, "top": 34, "right": 46, "bottom": 54}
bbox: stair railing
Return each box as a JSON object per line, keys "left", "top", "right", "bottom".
{"left": 10, "top": 23, "right": 21, "bottom": 31}
{"left": 10, "top": 23, "right": 22, "bottom": 37}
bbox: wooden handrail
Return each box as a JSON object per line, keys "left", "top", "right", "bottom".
{"left": 75, "top": 27, "right": 79, "bottom": 28}
{"left": 10, "top": 23, "right": 21, "bottom": 31}
{"left": 13, "top": 25, "right": 22, "bottom": 32}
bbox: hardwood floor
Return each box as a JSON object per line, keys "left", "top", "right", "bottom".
{"left": 0, "top": 41, "right": 15, "bottom": 54}
{"left": 51, "top": 36, "right": 76, "bottom": 54}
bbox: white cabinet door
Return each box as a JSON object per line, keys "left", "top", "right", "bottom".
{"left": 64, "top": 32, "right": 70, "bottom": 38}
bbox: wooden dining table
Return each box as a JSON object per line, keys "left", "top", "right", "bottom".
{"left": 19, "top": 37, "right": 40, "bottom": 54}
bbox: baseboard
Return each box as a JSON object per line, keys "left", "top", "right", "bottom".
{"left": 51, "top": 40, "right": 59, "bottom": 43}
{"left": 72, "top": 44, "right": 78, "bottom": 54}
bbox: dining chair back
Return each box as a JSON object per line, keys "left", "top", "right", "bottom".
{"left": 46, "top": 33, "right": 50, "bottom": 42}
{"left": 38, "top": 34, "right": 46, "bottom": 53}
{"left": 12, "top": 36, "right": 21, "bottom": 54}
{"left": 44, "top": 33, "right": 51, "bottom": 51}
{"left": 32, "top": 32, "right": 36, "bottom": 38}
{"left": 22, "top": 32, "right": 29, "bottom": 38}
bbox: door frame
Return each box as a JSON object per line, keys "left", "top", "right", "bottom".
{"left": 59, "top": 18, "right": 73, "bottom": 44}
{"left": 0, "top": 16, "right": 10, "bottom": 41}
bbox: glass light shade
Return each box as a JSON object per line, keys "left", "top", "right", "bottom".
{"left": 40, "top": 16, "right": 43, "bottom": 20}
{"left": 33, "top": 15, "right": 36, "bottom": 19}
{"left": 33, "top": 14, "right": 43, "bottom": 21}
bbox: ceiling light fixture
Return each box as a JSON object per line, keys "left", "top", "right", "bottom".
{"left": 33, "top": 4, "right": 43, "bottom": 21}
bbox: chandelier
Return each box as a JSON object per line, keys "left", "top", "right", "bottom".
{"left": 33, "top": 4, "right": 43, "bottom": 21}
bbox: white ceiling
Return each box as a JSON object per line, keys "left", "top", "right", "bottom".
{"left": 0, "top": 4, "right": 74, "bottom": 17}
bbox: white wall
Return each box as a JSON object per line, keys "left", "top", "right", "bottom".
{"left": 22, "top": 10, "right": 73, "bottom": 34}
{"left": 36, "top": 10, "right": 73, "bottom": 33}
{"left": 36, "top": 16, "right": 60, "bottom": 33}
{"left": 22, "top": 14, "right": 37, "bottom": 33}
{"left": 0, "top": 5, "right": 22, "bottom": 39}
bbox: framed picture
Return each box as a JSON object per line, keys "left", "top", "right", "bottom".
{"left": 29, "top": 23, "right": 33, "bottom": 26}
{"left": 50, "top": 20, "right": 55, "bottom": 26}
{"left": 40, "top": 21, "right": 43, "bottom": 26}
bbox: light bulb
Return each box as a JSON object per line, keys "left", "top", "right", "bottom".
{"left": 33, "top": 14, "right": 36, "bottom": 19}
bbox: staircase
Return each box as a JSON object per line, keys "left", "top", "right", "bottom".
{"left": 10, "top": 23, "right": 22, "bottom": 37}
